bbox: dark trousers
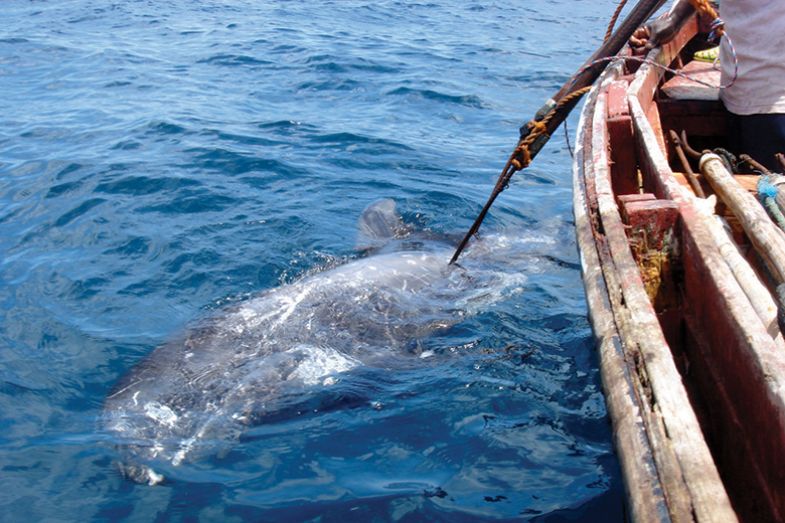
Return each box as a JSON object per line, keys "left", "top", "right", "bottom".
{"left": 728, "top": 112, "right": 785, "bottom": 171}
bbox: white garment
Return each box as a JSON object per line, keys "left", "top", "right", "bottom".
{"left": 719, "top": 0, "right": 785, "bottom": 115}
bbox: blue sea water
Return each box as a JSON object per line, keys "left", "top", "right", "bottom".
{"left": 1, "top": 1, "right": 627, "bottom": 521}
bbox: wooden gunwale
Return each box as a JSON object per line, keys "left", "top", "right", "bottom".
{"left": 573, "top": 66, "right": 671, "bottom": 522}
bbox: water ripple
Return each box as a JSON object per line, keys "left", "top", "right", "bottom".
{"left": 386, "top": 86, "right": 487, "bottom": 108}
{"left": 197, "top": 53, "right": 274, "bottom": 67}
{"left": 94, "top": 175, "right": 200, "bottom": 196}
{"left": 184, "top": 147, "right": 302, "bottom": 177}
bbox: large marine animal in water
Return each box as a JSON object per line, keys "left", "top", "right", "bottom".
{"left": 104, "top": 199, "right": 535, "bottom": 484}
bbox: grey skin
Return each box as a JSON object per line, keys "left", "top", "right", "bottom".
{"left": 103, "top": 200, "right": 530, "bottom": 484}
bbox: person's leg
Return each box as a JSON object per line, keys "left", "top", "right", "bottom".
{"left": 729, "top": 112, "right": 785, "bottom": 171}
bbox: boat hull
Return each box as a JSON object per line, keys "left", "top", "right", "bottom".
{"left": 573, "top": 12, "right": 785, "bottom": 523}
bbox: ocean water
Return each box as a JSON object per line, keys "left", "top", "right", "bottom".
{"left": 0, "top": 1, "right": 626, "bottom": 521}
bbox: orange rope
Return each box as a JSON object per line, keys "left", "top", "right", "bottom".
{"left": 510, "top": 86, "right": 592, "bottom": 170}
{"left": 604, "top": 0, "right": 630, "bottom": 42}
{"left": 688, "top": 0, "right": 724, "bottom": 37}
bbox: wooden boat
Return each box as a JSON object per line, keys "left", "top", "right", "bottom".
{"left": 573, "top": 8, "right": 785, "bottom": 523}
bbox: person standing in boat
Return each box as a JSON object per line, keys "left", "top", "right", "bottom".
{"left": 630, "top": 0, "right": 785, "bottom": 170}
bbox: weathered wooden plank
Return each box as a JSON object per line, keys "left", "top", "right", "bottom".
{"left": 607, "top": 79, "right": 640, "bottom": 195}
{"left": 660, "top": 60, "right": 720, "bottom": 101}
{"left": 619, "top": 198, "right": 681, "bottom": 310}
{"left": 574, "top": 66, "right": 672, "bottom": 522}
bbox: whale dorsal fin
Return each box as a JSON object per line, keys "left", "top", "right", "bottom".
{"left": 356, "top": 199, "right": 408, "bottom": 250}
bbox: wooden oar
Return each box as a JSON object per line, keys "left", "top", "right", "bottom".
{"left": 450, "top": 0, "right": 668, "bottom": 264}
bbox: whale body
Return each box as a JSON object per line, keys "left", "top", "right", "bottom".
{"left": 103, "top": 200, "right": 530, "bottom": 484}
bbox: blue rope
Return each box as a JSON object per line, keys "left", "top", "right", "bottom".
{"left": 757, "top": 174, "right": 785, "bottom": 231}
{"left": 708, "top": 17, "right": 724, "bottom": 43}
{"left": 713, "top": 17, "right": 739, "bottom": 89}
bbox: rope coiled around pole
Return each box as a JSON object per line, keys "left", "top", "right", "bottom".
{"left": 511, "top": 86, "right": 593, "bottom": 171}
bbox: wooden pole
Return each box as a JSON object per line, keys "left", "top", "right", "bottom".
{"left": 694, "top": 197, "right": 785, "bottom": 347}
{"left": 450, "top": 0, "right": 669, "bottom": 264}
{"left": 700, "top": 153, "right": 785, "bottom": 284}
